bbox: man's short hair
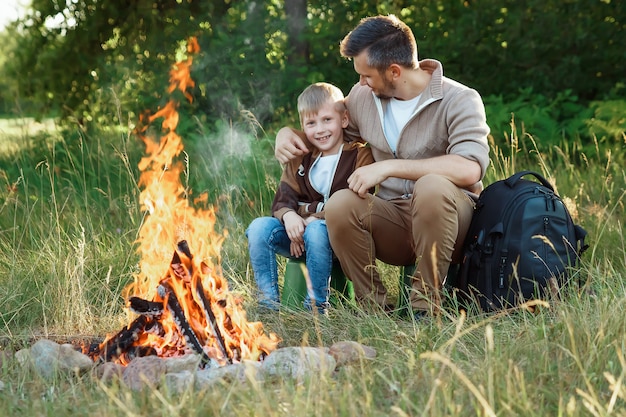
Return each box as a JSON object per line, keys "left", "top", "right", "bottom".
{"left": 340, "top": 14, "right": 418, "bottom": 72}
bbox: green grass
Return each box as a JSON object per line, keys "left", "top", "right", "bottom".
{"left": 0, "top": 115, "right": 625, "bottom": 416}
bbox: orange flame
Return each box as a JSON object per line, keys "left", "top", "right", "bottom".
{"left": 113, "top": 36, "right": 279, "bottom": 364}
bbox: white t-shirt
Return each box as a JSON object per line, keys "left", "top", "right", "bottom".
{"left": 384, "top": 94, "right": 421, "bottom": 153}
{"left": 310, "top": 154, "right": 340, "bottom": 197}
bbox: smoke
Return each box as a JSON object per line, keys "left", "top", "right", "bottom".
{"left": 186, "top": 113, "right": 279, "bottom": 218}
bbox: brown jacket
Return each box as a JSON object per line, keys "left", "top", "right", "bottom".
{"left": 272, "top": 141, "right": 374, "bottom": 221}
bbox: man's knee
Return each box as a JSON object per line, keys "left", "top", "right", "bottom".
{"left": 412, "top": 174, "right": 457, "bottom": 213}
{"left": 325, "top": 189, "right": 358, "bottom": 224}
{"left": 413, "top": 174, "right": 455, "bottom": 196}
{"left": 326, "top": 188, "right": 358, "bottom": 209}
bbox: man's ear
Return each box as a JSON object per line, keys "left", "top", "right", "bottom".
{"left": 388, "top": 64, "right": 402, "bottom": 80}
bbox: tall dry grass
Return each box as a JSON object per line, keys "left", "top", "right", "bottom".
{"left": 0, "top": 115, "right": 624, "bottom": 416}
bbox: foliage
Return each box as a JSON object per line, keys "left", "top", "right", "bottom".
{"left": 483, "top": 89, "right": 626, "bottom": 152}
{"left": 411, "top": 0, "right": 626, "bottom": 101}
{"left": 0, "top": 0, "right": 232, "bottom": 124}
{"left": 1, "top": 0, "right": 625, "bottom": 137}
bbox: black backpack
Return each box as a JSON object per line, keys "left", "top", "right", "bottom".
{"left": 456, "top": 171, "right": 588, "bottom": 312}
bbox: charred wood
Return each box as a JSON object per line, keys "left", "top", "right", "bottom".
{"left": 128, "top": 296, "right": 164, "bottom": 317}
{"left": 89, "top": 315, "right": 150, "bottom": 363}
{"left": 194, "top": 277, "right": 231, "bottom": 364}
{"left": 158, "top": 281, "right": 211, "bottom": 367}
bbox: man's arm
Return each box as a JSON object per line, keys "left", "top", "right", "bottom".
{"left": 347, "top": 154, "right": 482, "bottom": 197}
{"left": 275, "top": 127, "right": 310, "bottom": 164}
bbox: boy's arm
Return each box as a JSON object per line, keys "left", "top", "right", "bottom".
{"left": 273, "top": 171, "right": 308, "bottom": 258}
{"left": 272, "top": 157, "right": 320, "bottom": 222}
{"left": 296, "top": 201, "right": 325, "bottom": 218}
{"left": 355, "top": 141, "right": 375, "bottom": 168}
{"left": 272, "top": 160, "right": 303, "bottom": 221}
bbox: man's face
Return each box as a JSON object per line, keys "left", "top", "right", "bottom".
{"left": 353, "top": 52, "right": 395, "bottom": 99}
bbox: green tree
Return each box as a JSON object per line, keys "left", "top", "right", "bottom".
{"left": 1, "top": 0, "right": 624, "bottom": 130}
{"left": 3, "top": 0, "right": 231, "bottom": 125}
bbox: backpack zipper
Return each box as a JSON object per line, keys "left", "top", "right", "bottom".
{"left": 498, "top": 252, "right": 507, "bottom": 288}
{"left": 493, "top": 186, "right": 544, "bottom": 289}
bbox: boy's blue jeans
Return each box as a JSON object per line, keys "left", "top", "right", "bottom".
{"left": 246, "top": 216, "right": 332, "bottom": 312}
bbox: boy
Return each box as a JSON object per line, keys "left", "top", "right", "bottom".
{"left": 246, "top": 82, "right": 373, "bottom": 313}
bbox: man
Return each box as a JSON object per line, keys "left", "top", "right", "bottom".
{"left": 275, "top": 15, "right": 490, "bottom": 318}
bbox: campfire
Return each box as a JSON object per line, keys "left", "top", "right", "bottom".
{"left": 87, "top": 37, "right": 279, "bottom": 367}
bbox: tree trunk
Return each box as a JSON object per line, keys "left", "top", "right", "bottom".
{"left": 284, "top": 0, "right": 308, "bottom": 67}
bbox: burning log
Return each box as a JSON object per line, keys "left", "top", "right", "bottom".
{"left": 87, "top": 315, "right": 159, "bottom": 363}
{"left": 88, "top": 240, "right": 267, "bottom": 367}
{"left": 129, "top": 297, "right": 164, "bottom": 317}
{"left": 157, "top": 280, "right": 212, "bottom": 366}
{"left": 193, "top": 278, "right": 230, "bottom": 363}
{"left": 166, "top": 240, "right": 230, "bottom": 364}
{"left": 174, "top": 239, "right": 232, "bottom": 364}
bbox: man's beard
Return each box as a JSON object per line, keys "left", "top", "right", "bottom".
{"left": 373, "top": 78, "right": 396, "bottom": 99}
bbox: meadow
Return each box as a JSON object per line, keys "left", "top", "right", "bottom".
{"left": 0, "top": 110, "right": 624, "bottom": 416}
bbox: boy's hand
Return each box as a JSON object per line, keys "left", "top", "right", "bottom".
{"left": 275, "top": 127, "right": 309, "bottom": 164}
{"left": 283, "top": 211, "right": 306, "bottom": 257}
{"left": 304, "top": 216, "right": 319, "bottom": 225}
{"left": 290, "top": 241, "right": 305, "bottom": 258}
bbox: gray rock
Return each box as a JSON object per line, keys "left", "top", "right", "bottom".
{"left": 122, "top": 356, "right": 166, "bottom": 391}
{"left": 260, "top": 347, "right": 336, "bottom": 381}
{"left": 196, "top": 360, "right": 261, "bottom": 389}
{"left": 28, "top": 339, "right": 93, "bottom": 379}
{"left": 164, "top": 370, "right": 195, "bottom": 393}
{"left": 328, "top": 341, "right": 377, "bottom": 367}
{"left": 163, "top": 353, "right": 202, "bottom": 373}
{"left": 93, "top": 361, "right": 124, "bottom": 383}
{"left": 14, "top": 349, "right": 29, "bottom": 366}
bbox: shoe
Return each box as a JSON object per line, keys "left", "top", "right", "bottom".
{"left": 412, "top": 310, "right": 429, "bottom": 322}
{"left": 304, "top": 301, "right": 330, "bottom": 316}
{"left": 257, "top": 301, "right": 280, "bottom": 314}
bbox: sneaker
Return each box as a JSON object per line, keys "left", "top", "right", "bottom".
{"left": 304, "top": 300, "right": 330, "bottom": 316}
{"left": 258, "top": 300, "right": 280, "bottom": 313}
{"left": 412, "top": 310, "right": 429, "bottom": 322}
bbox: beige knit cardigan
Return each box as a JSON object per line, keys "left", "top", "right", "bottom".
{"left": 344, "top": 58, "right": 491, "bottom": 200}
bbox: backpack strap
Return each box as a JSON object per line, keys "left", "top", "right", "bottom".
{"left": 574, "top": 224, "right": 589, "bottom": 256}
{"left": 504, "top": 170, "right": 554, "bottom": 192}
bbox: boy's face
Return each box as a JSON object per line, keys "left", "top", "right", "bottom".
{"left": 301, "top": 101, "right": 349, "bottom": 156}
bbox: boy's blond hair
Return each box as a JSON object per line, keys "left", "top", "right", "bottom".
{"left": 297, "top": 82, "right": 347, "bottom": 128}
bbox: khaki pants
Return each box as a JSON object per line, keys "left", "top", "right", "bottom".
{"left": 325, "top": 174, "right": 475, "bottom": 313}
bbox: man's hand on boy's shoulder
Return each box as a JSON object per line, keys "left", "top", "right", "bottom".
{"left": 275, "top": 127, "right": 310, "bottom": 164}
